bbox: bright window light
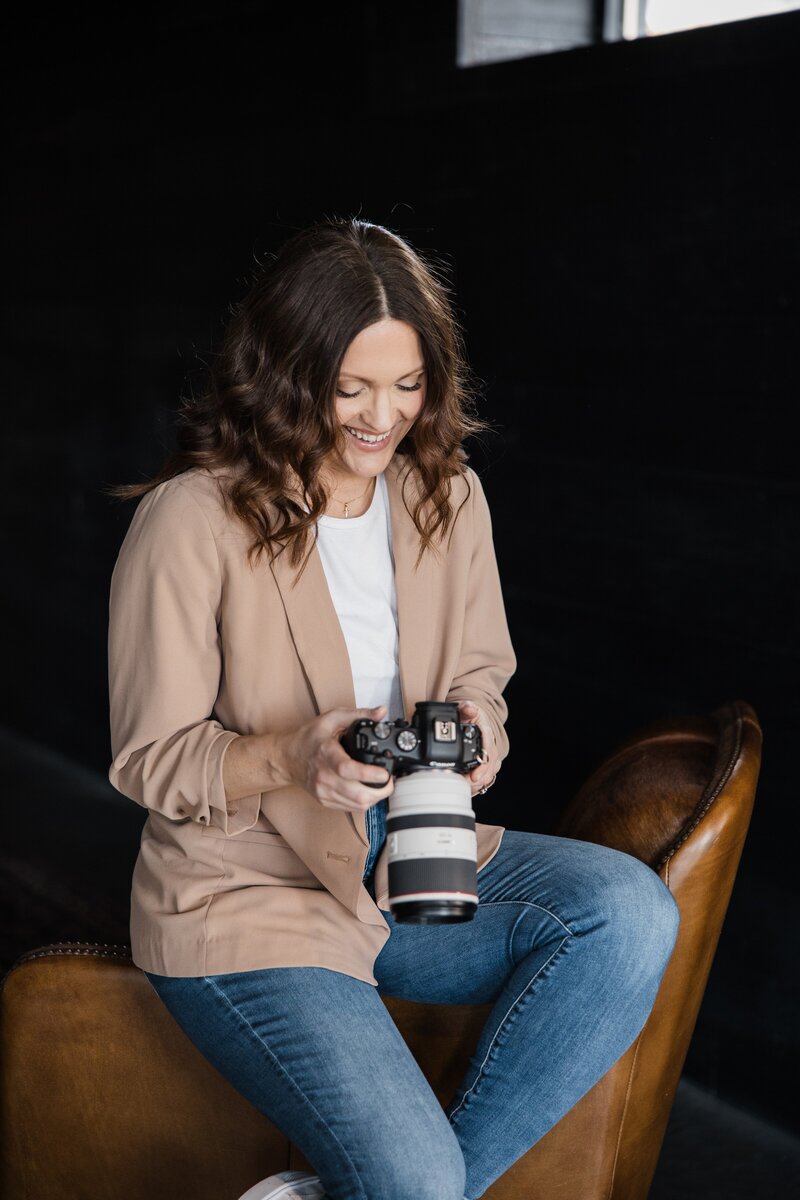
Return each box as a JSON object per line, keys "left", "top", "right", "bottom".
{"left": 642, "top": 0, "right": 800, "bottom": 36}
{"left": 456, "top": 0, "right": 800, "bottom": 66}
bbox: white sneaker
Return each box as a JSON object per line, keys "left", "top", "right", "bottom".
{"left": 236, "top": 1170, "right": 326, "bottom": 1200}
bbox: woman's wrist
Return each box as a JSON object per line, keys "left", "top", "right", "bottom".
{"left": 222, "top": 731, "right": 293, "bottom": 806}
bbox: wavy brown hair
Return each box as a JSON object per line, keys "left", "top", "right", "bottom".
{"left": 106, "top": 216, "right": 492, "bottom": 573}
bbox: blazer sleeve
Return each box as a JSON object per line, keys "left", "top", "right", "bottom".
{"left": 107, "top": 475, "right": 260, "bottom": 836}
{"left": 446, "top": 468, "right": 517, "bottom": 765}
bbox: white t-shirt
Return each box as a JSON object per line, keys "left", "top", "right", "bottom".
{"left": 315, "top": 472, "right": 404, "bottom": 720}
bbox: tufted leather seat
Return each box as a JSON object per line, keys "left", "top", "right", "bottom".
{"left": 0, "top": 701, "right": 761, "bottom": 1200}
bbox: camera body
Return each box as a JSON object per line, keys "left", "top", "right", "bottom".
{"left": 341, "top": 701, "right": 483, "bottom": 924}
{"left": 340, "top": 700, "right": 483, "bottom": 781}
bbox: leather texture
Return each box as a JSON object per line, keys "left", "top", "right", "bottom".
{"left": 1, "top": 701, "right": 760, "bottom": 1200}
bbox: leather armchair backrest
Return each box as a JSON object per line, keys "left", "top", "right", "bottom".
{"left": 502, "top": 700, "right": 762, "bottom": 1200}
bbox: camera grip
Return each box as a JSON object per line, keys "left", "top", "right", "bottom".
{"left": 339, "top": 729, "right": 395, "bottom": 786}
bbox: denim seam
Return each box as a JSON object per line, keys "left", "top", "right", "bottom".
{"left": 203, "top": 976, "right": 369, "bottom": 1200}
{"left": 447, "top": 934, "right": 571, "bottom": 1123}
{"left": 476, "top": 898, "right": 575, "bottom": 936}
{"left": 508, "top": 906, "right": 527, "bottom": 965}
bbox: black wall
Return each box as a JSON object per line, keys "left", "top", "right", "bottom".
{"left": 4, "top": 2, "right": 798, "bottom": 1133}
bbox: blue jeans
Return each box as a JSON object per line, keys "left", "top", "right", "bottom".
{"left": 145, "top": 829, "right": 679, "bottom": 1200}
{"left": 363, "top": 795, "right": 388, "bottom": 888}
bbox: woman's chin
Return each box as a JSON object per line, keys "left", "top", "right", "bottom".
{"left": 340, "top": 446, "right": 395, "bottom": 477}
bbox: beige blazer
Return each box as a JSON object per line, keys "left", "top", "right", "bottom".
{"left": 108, "top": 455, "right": 517, "bottom": 981}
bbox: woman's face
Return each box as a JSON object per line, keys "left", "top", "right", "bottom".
{"left": 323, "top": 318, "right": 427, "bottom": 494}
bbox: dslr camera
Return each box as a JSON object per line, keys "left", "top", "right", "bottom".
{"left": 340, "top": 701, "right": 484, "bottom": 924}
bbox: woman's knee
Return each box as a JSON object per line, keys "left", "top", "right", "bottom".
{"left": 590, "top": 847, "right": 680, "bottom": 976}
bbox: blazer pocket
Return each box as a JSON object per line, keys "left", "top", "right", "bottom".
{"left": 201, "top": 822, "right": 321, "bottom": 888}
{"left": 201, "top": 825, "right": 291, "bottom": 845}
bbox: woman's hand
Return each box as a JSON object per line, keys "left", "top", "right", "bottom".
{"left": 457, "top": 699, "right": 500, "bottom": 797}
{"left": 275, "top": 704, "right": 394, "bottom": 813}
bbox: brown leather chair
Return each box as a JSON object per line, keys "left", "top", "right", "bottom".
{"left": 0, "top": 701, "right": 761, "bottom": 1200}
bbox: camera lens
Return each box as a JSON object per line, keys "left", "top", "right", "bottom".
{"left": 386, "top": 771, "right": 477, "bottom": 924}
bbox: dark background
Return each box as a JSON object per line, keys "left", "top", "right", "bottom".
{"left": 3, "top": 0, "right": 798, "bottom": 1147}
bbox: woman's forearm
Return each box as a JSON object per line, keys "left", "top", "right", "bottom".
{"left": 222, "top": 732, "right": 292, "bottom": 806}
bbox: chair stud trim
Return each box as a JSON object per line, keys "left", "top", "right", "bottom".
{"left": 654, "top": 709, "right": 743, "bottom": 872}
{"left": 2, "top": 942, "right": 134, "bottom": 988}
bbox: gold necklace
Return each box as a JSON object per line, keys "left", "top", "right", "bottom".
{"left": 332, "top": 476, "right": 375, "bottom": 518}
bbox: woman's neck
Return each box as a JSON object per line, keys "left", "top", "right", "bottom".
{"left": 323, "top": 473, "right": 377, "bottom": 519}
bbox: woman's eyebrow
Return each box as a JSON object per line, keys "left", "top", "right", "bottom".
{"left": 338, "top": 365, "right": 426, "bottom": 382}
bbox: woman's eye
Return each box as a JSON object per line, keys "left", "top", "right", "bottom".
{"left": 335, "top": 380, "right": 423, "bottom": 399}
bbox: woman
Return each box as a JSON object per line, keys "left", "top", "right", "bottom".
{"left": 107, "top": 217, "right": 679, "bottom": 1200}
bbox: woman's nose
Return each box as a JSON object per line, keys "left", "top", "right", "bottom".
{"left": 361, "top": 390, "right": 395, "bottom": 429}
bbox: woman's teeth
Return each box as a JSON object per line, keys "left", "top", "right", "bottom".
{"left": 345, "top": 426, "right": 392, "bottom": 445}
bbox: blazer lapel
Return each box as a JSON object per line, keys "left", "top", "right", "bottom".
{"left": 269, "top": 455, "right": 435, "bottom": 720}
{"left": 268, "top": 454, "right": 435, "bottom": 850}
{"left": 269, "top": 533, "right": 357, "bottom": 715}
{"left": 269, "top": 523, "right": 368, "bottom": 849}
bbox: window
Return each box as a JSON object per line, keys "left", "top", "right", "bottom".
{"left": 627, "top": 0, "right": 800, "bottom": 38}
{"left": 457, "top": 0, "right": 800, "bottom": 66}
{"left": 456, "top": 0, "right": 602, "bottom": 66}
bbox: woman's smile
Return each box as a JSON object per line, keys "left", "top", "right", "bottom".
{"left": 343, "top": 424, "right": 395, "bottom": 449}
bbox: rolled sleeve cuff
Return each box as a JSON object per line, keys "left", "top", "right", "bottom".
{"left": 207, "top": 730, "right": 263, "bottom": 836}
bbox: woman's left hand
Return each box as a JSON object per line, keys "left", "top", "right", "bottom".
{"left": 457, "top": 699, "right": 500, "bottom": 797}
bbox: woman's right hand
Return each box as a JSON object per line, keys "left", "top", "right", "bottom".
{"left": 275, "top": 705, "right": 394, "bottom": 813}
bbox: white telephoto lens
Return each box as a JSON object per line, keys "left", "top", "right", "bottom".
{"left": 386, "top": 771, "right": 478, "bottom": 923}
